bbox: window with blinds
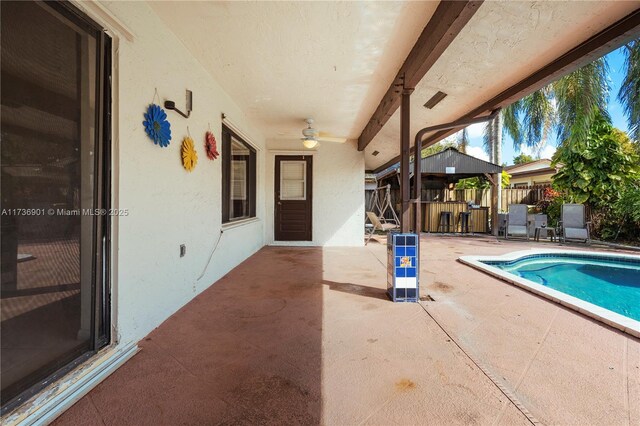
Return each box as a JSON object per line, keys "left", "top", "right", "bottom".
{"left": 280, "top": 161, "right": 306, "bottom": 200}
{"left": 222, "top": 125, "right": 256, "bottom": 223}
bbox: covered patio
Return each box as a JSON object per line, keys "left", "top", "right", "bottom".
{"left": 54, "top": 236, "right": 639, "bottom": 425}
{"left": 2, "top": 0, "right": 640, "bottom": 423}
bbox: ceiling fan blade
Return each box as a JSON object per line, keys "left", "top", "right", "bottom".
{"left": 317, "top": 136, "right": 347, "bottom": 143}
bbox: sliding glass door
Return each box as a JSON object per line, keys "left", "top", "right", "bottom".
{"left": 1, "top": 0, "right": 111, "bottom": 411}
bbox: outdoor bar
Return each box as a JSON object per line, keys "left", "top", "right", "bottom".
{"left": 379, "top": 147, "right": 502, "bottom": 234}
{"left": 421, "top": 201, "right": 488, "bottom": 233}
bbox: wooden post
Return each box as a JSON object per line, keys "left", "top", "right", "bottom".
{"left": 400, "top": 86, "right": 412, "bottom": 233}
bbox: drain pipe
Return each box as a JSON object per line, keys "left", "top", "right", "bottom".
{"left": 411, "top": 108, "right": 502, "bottom": 234}
{"left": 414, "top": 108, "right": 501, "bottom": 139}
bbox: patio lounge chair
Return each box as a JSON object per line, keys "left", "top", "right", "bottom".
{"left": 560, "top": 203, "right": 590, "bottom": 244}
{"left": 366, "top": 211, "right": 399, "bottom": 245}
{"left": 505, "top": 204, "right": 529, "bottom": 240}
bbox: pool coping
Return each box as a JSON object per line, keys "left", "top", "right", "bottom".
{"left": 459, "top": 249, "right": 640, "bottom": 338}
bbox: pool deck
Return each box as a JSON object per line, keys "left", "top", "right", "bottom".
{"left": 53, "top": 235, "right": 639, "bottom": 425}
{"left": 459, "top": 248, "right": 640, "bottom": 337}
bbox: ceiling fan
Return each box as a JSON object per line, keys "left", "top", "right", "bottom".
{"left": 301, "top": 118, "right": 347, "bottom": 148}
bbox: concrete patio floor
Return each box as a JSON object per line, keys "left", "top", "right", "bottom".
{"left": 54, "top": 235, "right": 639, "bottom": 425}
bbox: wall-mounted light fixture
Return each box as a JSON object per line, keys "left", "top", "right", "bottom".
{"left": 165, "top": 89, "right": 192, "bottom": 118}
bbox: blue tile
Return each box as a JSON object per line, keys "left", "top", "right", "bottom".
{"left": 395, "top": 267, "right": 406, "bottom": 277}
{"left": 395, "top": 247, "right": 406, "bottom": 256}
{"left": 406, "top": 267, "right": 416, "bottom": 278}
{"left": 406, "top": 247, "right": 416, "bottom": 257}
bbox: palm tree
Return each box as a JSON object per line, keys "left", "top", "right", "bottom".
{"left": 553, "top": 57, "right": 609, "bottom": 145}
{"left": 483, "top": 55, "right": 612, "bottom": 159}
{"left": 477, "top": 41, "right": 638, "bottom": 165}
{"left": 483, "top": 115, "right": 501, "bottom": 164}
{"left": 457, "top": 128, "right": 469, "bottom": 154}
{"left": 483, "top": 103, "right": 519, "bottom": 164}
{"left": 618, "top": 40, "right": 640, "bottom": 141}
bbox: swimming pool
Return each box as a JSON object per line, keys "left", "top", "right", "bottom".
{"left": 459, "top": 250, "right": 640, "bottom": 337}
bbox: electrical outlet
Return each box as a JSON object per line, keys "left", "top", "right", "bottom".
{"left": 180, "top": 244, "right": 186, "bottom": 257}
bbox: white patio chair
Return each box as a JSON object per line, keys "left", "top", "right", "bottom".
{"left": 560, "top": 204, "right": 590, "bottom": 244}
{"left": 505, "top": 204, "right": 529, "bottom": 240}
{"left": 365, "top": 211, "right": 399, "bottom": 245}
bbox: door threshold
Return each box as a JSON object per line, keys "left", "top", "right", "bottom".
{"left": 270, "top": 241, "right": 315, "bottom": 247}
{"left": 2, "top": 343, "right": 139, "bottom": 426}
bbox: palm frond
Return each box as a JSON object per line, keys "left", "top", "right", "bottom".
{"left": 618, "top": 39, "right": 640, "bottom": 141}
{"left": 502, "top": 100, "right": 522, "bottom": 149}
{"left": 520, "top": 88, "right": 555, "bottom": 148}
{"left": 553, "top": 57, "right": 609, "bottom": 145}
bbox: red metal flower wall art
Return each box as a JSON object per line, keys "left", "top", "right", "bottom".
{"left": 205, "top": 131, "right": 220, "bottom": 160}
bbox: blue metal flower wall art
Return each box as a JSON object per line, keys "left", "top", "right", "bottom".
{"left": 143, "top": 104, "right": 172, "bottom": 147}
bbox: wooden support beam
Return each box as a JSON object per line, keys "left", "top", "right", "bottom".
{"left": 357, "top": 1, "right": 483, "bottom": 151}
{"left": 418, "top": 7, "right": 640, "bottom": 149}
{"left": 483, "top": 172, "right": 496, "bottom": 186}
{"left": 374, "top": 109, "right": 501, "bottom": 173}
{"left": 400, "top": 88, "right": 412, "bottom": 233}
{"left": 372, "top": 7, "right": 640, "bottom": 173}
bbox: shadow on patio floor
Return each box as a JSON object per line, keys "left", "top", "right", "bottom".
{"left": 55, "top": 246, "right": 325, "bottom": 425}
{"left": 54, "top": 243, "right": 537, "bottom": 425}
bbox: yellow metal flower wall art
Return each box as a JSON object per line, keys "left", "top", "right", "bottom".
{"left": 181, "top": 136, "right": 198, "bottom": 171}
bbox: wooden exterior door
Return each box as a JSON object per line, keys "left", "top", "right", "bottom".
{"left": 274, "top": 156, "right": 312, "bottom": 241}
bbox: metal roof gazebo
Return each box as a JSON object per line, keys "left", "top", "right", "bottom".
{"left": 377, "top": 147, "right": 503, "bottom": 234}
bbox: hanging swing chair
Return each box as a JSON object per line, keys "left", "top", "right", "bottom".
{"left": 365, "top": 184, "right": 401, "bottom": 244}
{"left": 374, "top": 184, "right": 400, "bottom": 225}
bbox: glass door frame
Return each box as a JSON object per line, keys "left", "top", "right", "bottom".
{"left": 1, "top": 0, "right": 112, "bottom": 413}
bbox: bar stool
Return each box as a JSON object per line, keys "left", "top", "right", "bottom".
{"left": 437, "top": 211, "right": 453, "bottom": 233}
{"left": 458, "top": 211, "right": 473, "bottom": 234}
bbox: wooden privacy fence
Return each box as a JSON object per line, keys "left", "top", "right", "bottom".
{"left": 500, "top": 185, "right": 551, "bottom": 207}
{"left": 370, "top": 185, "right": 551, "bottom": 220}
{"left": 421, "top": 186, "right": 550, "bottom": 207}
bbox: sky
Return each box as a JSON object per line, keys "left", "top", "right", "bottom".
{"left": 459, "top": 46, "right": 632, "bottom": 165}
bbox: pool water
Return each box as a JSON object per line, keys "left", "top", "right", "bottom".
{"left": 483, "top": 255, "right": 640, "bottom": 321}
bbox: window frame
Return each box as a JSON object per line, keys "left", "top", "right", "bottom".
{"left": 221, "top": 124, "right": 256, "bottom": 223}
{"left": 279, "top": 160, "right": 307, "bottom": 201}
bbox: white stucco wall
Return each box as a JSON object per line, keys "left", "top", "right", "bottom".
{"left": 83, "top": 1, "right": 267, "bottom": 345}
{"left": 265, "top": 140, "right": 364, "bottom": 247}
{"left": 72, "top": 1, "right": 366, "bottom": 348}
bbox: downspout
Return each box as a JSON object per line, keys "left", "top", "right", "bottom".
{"left": 412, "top": 108, "right": 502, "bottom": 235}
{"left": 400, "top": 87, "right": 413, "bottom": 232}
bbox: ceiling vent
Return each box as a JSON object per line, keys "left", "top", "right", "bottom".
{"left": 424, "top": 91, "right": 447, "bottom": 109}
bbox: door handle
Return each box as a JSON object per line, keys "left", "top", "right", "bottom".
{"left": 277, "top": 201, "right": 282, "bottom": 205}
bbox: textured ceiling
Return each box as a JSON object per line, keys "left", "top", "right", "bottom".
{"left": 148, "top": 0, "right": 438, "bottom": 142}
{"left": 363, "top": 0, "right": 639, "bottom": 170}
{"left": 148, "top": 1, "right": 637, "bottom": 170}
